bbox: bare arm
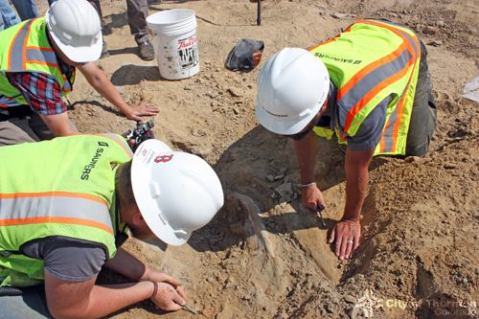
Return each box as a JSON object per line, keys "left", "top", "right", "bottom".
{"left": 293, "top": 132, "right": 326, "bottom": 211}
{"left": 343, "top": 148, "right": 373, "bottom": 221}
{"left": 293, "top": 131, "right": 318, "bottom": 184}
{"left": 105, "top": 248, "right": 183, "bottom": 289}
{"left": 77, "top": 63, "right": 159, "bottom": 121}
{"left": 44, "top": 271, "right": 155, "bottom": 319}
{"left": 45, "top": 261, "right": 186, "bottom": 319}
{"left": 329, "top": 148, "right": 373, "bottom": 260}
{"left": 40, "top": 113, "right": 78, "bottom": 137}
{"left": 104, "top": 247, "right": 147, "bottom": 281}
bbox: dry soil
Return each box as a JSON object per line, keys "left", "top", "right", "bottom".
{"left": 35, "top": 0, "right": 479, "bottom": 318}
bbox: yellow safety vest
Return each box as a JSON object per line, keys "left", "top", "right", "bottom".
{"left": 0, "top": 134, "right": 132, "bottom": 287}
{"left": 309, "top": 19, "right": 421, "bottom": 156}
{"left": 0, "top": 17, "right": 75, "bottom": 108}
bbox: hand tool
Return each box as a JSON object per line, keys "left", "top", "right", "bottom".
{"left": 122, "top": 120, "right": 155, "bottom": 151}
{"left": 182, "top": 304, "right": 199, "bottom": 315}
{"left": 316, "top": 203, "right": 327, "bottom": 228}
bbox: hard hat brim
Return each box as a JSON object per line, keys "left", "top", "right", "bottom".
{"left": 131, "top": 140, "right": 190, "bottom": 246}
{"left": 255, "top": 96, "right": 325, "bottom": 136}
{"left": 48, "top": 30, "right": 103, "bottom": 64}
{"left": 255, "top": 47, "right": 330, "bottom": 136}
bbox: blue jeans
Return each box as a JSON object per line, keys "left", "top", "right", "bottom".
{"left": 0, "top": 0, "right": 20, "bottom": 31}
{"left": 10, "top": 0, "right": 38, "bottom": 20}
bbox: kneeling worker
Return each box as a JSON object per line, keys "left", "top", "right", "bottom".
{"left": 0, "top": 134, "right": 224, "bottom": 318}
{"left": 0, "top": 0, "right": 158, "bottom": 146}
{"left": 255, "top": 20, "right": 436, "bottom": 260}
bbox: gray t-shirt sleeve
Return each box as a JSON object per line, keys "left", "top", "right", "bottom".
{"left": 21, "top": 237, "right": 107, "bottom": 282}
{"left": 346, "top": 96, "right": 391, "bottom": 151}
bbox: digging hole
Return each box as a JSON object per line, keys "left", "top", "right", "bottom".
{"left": 415, "top": 293, "right": 474, "bottom": 319}
{"left": 415, "top": 261, "right": 436, "bottom": 299}
{"left": 340, "top": 188, "right": 390, "bottom": 281}
{"left": 414, "top": 261, "right": 474, "bottom": 319}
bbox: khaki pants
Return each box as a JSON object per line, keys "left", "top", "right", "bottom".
{"left": 0, "top": 113, "right": 53, "bottom": 146}
{"left": 88, "top": 0, "right": 149, "bottom": 44}
{"left": 405, "top": 42, "right": 437, "bottom": 156}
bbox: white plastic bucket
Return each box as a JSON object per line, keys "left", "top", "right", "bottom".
{"left": 147, "top": 9, "right": 199, "bottom": 80}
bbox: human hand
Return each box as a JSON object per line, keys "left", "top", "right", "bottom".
{"left": 329, "top": 219, "right": 361, "bottom": 260}
{"left": 151, "top": 282, "right": 186, "bottom": 311}
{"left": 301, "top": 183, "right": 326, "bottom": 212}
{"left": 143, "top": 270, "right": 186, "bottom": 300}
{"left": 124, "top": 104, "right": 159, "bottom": 121}
{"left": 144, "top": 270, "right": 181, "bottom": 287}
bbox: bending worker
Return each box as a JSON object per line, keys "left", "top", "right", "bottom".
{"left": 255, "top": 19, "right": 436, "bottom": 260}
{"left": 0, "top": 134, "right": 224, "bottom": 318}
{"left": 0, "top": 0, "right": 158, "bottom": 146}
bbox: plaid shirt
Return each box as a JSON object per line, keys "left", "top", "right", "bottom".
{"left": 6, "top": 72, "right": 68, "bottom": 116}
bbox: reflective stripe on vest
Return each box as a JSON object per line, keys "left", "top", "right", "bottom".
{"left": 0, "top": 193, "right": 113, "bottom": 235}
{"left": 309, "top": 20, "right": 421, "bottom": 155}
{"left": 0, "top": 18, "right": 74, "bottom": 108}
{"left": 25, "top": 48, "right": 59, "bottom": 68}
{"left": 0, "top": 135, "right": 132, "bottom": 287}
{"left": 7, "top": 20, "right": 35, "bottom": 71}
{"left": 0, "top": 96, "right": 19, "bottom": 109}
{"left": 371, "top": 21, "right": 421, "bottom": 154}
{"left": 339, "top": 20, "right": 420, "bottom": 136}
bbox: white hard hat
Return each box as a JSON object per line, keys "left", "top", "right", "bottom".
{"left": 46, "top": 0, "right": 102, "bottom": 63}
{"left": 255, "top": 48, "right": 330, "bottom": 135}
{"left": 131, "top": 140, "right": 224, "bottom": 246}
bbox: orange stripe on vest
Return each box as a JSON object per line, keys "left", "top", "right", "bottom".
{"left": 0, "top": 191, "right": 107, "bottom": 206}
{"left": 0, "top": 217, "right": 113, "bottom": 234}
{"left": 343, "top": 56, "right": 413, "bottom": 134}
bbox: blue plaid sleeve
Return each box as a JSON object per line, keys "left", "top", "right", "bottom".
{"left": 6, "top": 72, "right": 68, "bottom": 115}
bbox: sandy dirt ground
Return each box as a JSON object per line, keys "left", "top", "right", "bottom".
{"left": 32, "top": 0, "right": 479, "bottom": 318}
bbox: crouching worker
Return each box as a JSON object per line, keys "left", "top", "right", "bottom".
{"left": 255, "top": 20, "right": 436, "bottom": 260}
{"left": 0, "top": 0, "right": 158, "bottom": 146}
{"left": 0, "top": 134, "right": 224, "bottom": 318}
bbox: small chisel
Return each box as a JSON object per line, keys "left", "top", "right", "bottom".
{"left": 316, "top": 204, "right": 327, "bottom": 227}
{"left": 182, "top": 304, "right": 199, "bottom": 315}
